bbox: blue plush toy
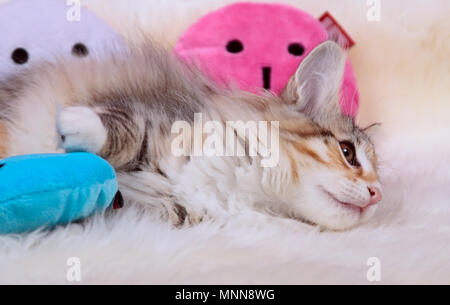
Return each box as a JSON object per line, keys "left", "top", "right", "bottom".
{"left": 0, "top": 153, "right": 121, "bottom": 234}
{"left": 0, "top": 0, "right": 127, "bottom": 235}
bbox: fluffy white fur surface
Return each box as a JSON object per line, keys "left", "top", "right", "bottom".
{"left": 1, "top": 0, "right": 449, "bottom": 284}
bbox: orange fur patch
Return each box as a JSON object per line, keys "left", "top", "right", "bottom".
{"left": 293, "top": 141, "right": 326, "bottom": 165}
{"left": 0, "top": 123, "right": 9, "bottom": 158}
{"left": 359, "top": 171, "right": 378, "bottom": 183}
{"left": 326, "top": 142, "right": 348, "bottom": 170}
{"left": 281, "top": 142, "right": 299, "bottom": 182}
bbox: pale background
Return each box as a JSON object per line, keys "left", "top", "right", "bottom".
{"left": 0, "top": 0, "right": 449, "bottom": 283}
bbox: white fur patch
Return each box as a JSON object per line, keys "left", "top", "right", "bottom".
{"left": 57, "top": 106, "right": 107, "bottom": 153}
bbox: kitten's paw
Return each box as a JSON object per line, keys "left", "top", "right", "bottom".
{"left": 57, "top": 106, "right": 107, "bottom": 153}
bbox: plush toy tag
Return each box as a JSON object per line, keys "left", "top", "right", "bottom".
{"left": 319, "top": 12, "right": 355, "bottom": 49}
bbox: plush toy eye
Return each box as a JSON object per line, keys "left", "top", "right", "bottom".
{"left": 11, "top": 48, "right": 29, "bottom": 65}
{"left": 0, "top": 164, "right": 4, "bottom": 169}
{"left": 288, "top": 43, "right": 305, "bottom": 56}
{"left": 339, "top": 141, "right": 358, "bottom": 166}
{"left": 226, "top": 39, "right": 244, "bottom": 53}
{"left": 72, "top": 43, "right": 89, "bottom": 57}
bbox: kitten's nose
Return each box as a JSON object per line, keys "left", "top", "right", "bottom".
{"left": 367, "top": 186, "right": 382, "bottom": 206}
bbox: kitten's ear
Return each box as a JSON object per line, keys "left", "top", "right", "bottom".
{"left": 284, "top": 41, "right": 348, "bottom": 126}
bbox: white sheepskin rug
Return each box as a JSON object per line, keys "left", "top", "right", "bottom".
{"left": 1, "top": 0, "right": 449, "bottom": 284}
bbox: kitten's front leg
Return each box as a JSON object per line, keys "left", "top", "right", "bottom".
{"left": 57, "top": 106, "right": 107, "bottom": 154}
{"left": 57, "top": 105, "right": 146, "bottom": 169}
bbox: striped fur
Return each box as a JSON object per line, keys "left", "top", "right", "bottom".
{"left": 0, "top": 41, "right": 381, "bottom": 230}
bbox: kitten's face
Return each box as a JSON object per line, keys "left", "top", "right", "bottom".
{"left": 277, "top": 41, "right": 382, "bottom": 230}
{"left": 278, "top": 118, "right": 381, "bottom": 230}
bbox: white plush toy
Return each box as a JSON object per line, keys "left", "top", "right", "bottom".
{"left": 0, "top": 0, "right": 125, "bottom": 80}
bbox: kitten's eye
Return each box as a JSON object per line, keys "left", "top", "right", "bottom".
{"left": 226, "top": 40, "right": 244, "bottom": 53}
{"left": 339, "top": 141, "right": 358, "bottom": 166}
{"left": 288, "top": 43, "right": 305, "bottom": 56}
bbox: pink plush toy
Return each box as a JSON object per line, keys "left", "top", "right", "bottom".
{"left": 175, "top": 2, "right": 359, "bottom": 117}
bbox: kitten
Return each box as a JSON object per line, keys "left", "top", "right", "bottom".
{"left": 0, "top": 41, "right": 382, "bottom": 230}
